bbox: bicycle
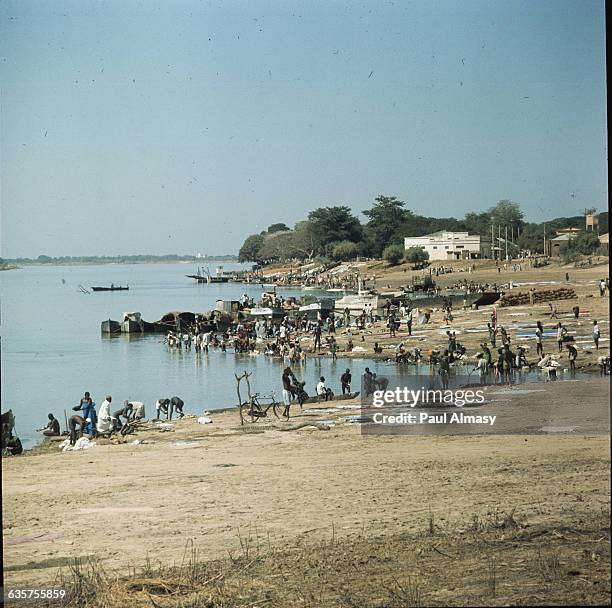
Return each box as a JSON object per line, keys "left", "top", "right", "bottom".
{"left": 240, "top": 391, "right": 285, "bottom": 423}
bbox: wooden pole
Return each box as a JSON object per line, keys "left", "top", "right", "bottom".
{"left": 63, "top": 409, "right": 68, "bottom": 434}
{"left": 505, "top": 226, "right": 508, "bottom": 259}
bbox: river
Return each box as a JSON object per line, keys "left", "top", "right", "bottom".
{"left": 1, "top": 262, "right": 398, "bottom": 448}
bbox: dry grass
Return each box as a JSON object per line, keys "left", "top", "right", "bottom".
{"left": 16, "top": 508, "right": 610, "bottom": 608}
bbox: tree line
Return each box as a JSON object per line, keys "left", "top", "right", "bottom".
{"left": 239, "top": 195, "right": 608, "bottom": 264}
{"left": 0, "top": 254, "right": 239, "bottom": 266}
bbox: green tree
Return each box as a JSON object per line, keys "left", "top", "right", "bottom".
{"left": 362, "top": 195, "right": 412, "bottom": 257}
{"left": 463, "top": 211, "right": 491, "bottom": 236}
{"left": 488, "top": 200, "right": 525, "bottom": 231}
{"left": 382, "top": 243, "right": 405, "bottom": 265}
{"left": 238, "top": 234, "right": 265, "bottom": 262}
{"left": 291, "top": 221, "right": 317, "bottom": 260}
{"left": 306, "top": 206, "right": 362, "bottom": 253}
{"left": 37, "top": 255, "right": 53, "bottom": 263}
{"left": 561, "top": 232, "right": 600, "bottom": 261}
{"left": 405, "top": 246, "right": 429, "bottom": 264}
{"left": 516, "top": 223, "right": 545, "bottom": 253}
{"left": 257, "top": 232, "right": 294, "bottom": 261}
{"left": 331, "top": 240, "right": 360, "bottom": 261}
{"left": 266, "top": 222, "right": 290, "bottom": 233}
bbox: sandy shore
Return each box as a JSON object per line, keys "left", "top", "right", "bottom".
{"left": 298, "top": 258, "right": 609, "bottom": 370}
{"left": 3, "top": 378, "right": 609, "bottom": 595}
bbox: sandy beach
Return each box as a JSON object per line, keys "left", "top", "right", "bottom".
{"left": 3, "top": 376, "right": 610, "bottom": 606}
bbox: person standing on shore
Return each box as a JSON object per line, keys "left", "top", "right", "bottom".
{"left": 473, "top": 354, "right": 487, "bottom": 385}
{"left": 557, "top": 322, "right": 567, "bottom": 353}
{"left": 313, "top": 322, "right": 322, "bottom": 353}
{"left": 535, "top": 322, "right": 544, "bottom": 358}
{"left": 406, "top": 308, "right": 413, "bottom": 336}
{"left": 593, "top": 320, "right": 601, "bottom": 349}
{"left": 97, "top": 395, "right": 113, "bottom": 433}
{"left": 282, "top": 367, "right": 293, "bottom": 417}
{"left": 487, "top": 323, "right": 497, "bottom": 347}
{"left": 74, "top": 392, "right": 96, "bottom": 437}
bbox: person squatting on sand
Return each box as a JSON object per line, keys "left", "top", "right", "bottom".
{"left": 37, "top": 413, "right": 60, "bottom": 437}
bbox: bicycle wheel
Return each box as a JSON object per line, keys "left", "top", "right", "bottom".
{"left": 273, "top": 400, "right": 288, "bottom": 420}
{"left": 239, "top": 401, "right": 252, "bottom": 425}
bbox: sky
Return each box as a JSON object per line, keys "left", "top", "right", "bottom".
{"left": 0, "top": 0, "right": 607, "bottom": 258}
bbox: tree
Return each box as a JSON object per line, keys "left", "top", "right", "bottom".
{"left": 37, "top": 255, "right": 53, "bottom": 263}
{"left": 561, "top": 232, "right": 600, "bottom": 261}
{"left": 267, "top": 222, "right": 290, "bottom": 233}
{"left": 463, "top": 211, "right": 491, "bottom": 236}
{"left": 405, "top": 246, "right": 429, "bottom": 264}
{"left": 238, "top": 234, "right": 265, "bottom": 262}
{"left": 487, "top": 200, "right": 525, "bottom": 231}
{"left": 516, "top": 223, "right": 545, "bottom": 253}
{"left": 257, "top": 231, "right": 294, "bottom": 261}
{"left": 306, "top": 206, "right": 362, "bottom": 253}
{"left": 331, "top": 240, "right": 360, "bottom": 261}
{"left": 382, "top": 243, "right": 405, "bottom": 265}
{"left": 362, "top": 195, "right": 412, "bottom": 257}
{"left": 290, "top": 221, "right": 317, "bottom": 260}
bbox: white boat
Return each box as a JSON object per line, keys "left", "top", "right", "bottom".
{"left": 334, "top": 291, "right": 383, "bottom": 316}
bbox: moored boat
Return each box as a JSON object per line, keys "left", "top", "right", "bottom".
{"left": 101, "top": 319, "right": 122, "bottom": 334}
{"left": 121, "top": 312, "right": 144, "bottom": 333}
{"left": 91, "top": 285, "right": 129, "bottom": 292}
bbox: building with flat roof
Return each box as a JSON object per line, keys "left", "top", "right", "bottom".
{"left": 404, "top": 231, "right": 489, "bottom": 261}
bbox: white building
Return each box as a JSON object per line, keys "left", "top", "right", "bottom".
{"left": 404, "top": 231, "right": 487, "bottom": 261}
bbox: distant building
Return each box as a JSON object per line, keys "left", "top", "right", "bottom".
{"left": 547, "top": 233, "right": 575, "bottom": 257}
{"left": 585, "top": 213, "right": 599, "bottom": 232}
{"left": 404, "top": 231, "right": 489, "bottom": 261}
{"left": 599, "top": 233, "right": 608, "bottom": 253}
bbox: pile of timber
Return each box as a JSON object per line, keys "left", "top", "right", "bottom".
{"left": 499, "top": 287, "right": 576, "bottom": 307}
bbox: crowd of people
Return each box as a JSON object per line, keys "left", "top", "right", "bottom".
{"left": 39, "top": 392, "right": 185, "bottom": 445}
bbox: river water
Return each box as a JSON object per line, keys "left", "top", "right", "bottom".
{"left": 0, "top": 263, "right": 398, "bottom": 448}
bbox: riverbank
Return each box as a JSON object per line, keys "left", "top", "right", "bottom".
{"left": 288, "top": 258, "right": 610, "bottom": 370}
{"left": 3, "top": 378, "right": 609, "bottom": 605}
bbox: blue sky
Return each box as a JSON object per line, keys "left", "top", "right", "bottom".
{"left": 0, "top": 0, "right": 607, "bottom": 257}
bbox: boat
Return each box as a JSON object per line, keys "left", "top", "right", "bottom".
{"left": 186, "top": 267, "right": 230, "bottom": 284}
{"left": 101, "top": 319, "right": 121, "bottom": 334}
{"left": 121, "top": 312, "right": 144, "bottom": 333}
{"left": 334, "top": 290, "right": 383, "bottom": 316}
{"left": 303, "top": 391, "right": 360, "bottom": 404}
{"left": 246, "top": 306, "right": 286, "bottom": 321}
{"left": 402, "top": 290, "right": 500, "bottom": 309}
{"left": 298, "top": 298, "right": 336, "bottom": 321}
{"left": 91, "top": 285, "right": 129, "bottom": 292}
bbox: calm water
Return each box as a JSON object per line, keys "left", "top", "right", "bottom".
{"left": 0, "top": 263, "right": 396, "bottom": 448}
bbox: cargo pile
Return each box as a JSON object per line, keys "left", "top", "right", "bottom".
{"left": 499, "top": 287, "right": 576, "bottom": 307}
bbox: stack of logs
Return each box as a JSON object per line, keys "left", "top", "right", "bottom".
{"left": 499, "top": 287, "right": 576, "bottom": 307}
